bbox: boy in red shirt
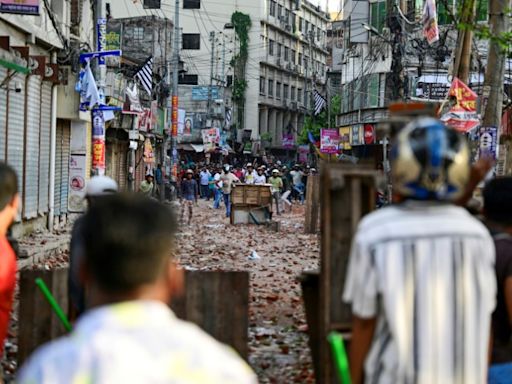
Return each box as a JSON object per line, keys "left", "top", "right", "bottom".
{"left": 0, "top": 163, "right": 19, "bottom": 381}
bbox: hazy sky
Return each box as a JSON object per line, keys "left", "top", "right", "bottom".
{"left": 312, "top": 0, "right": 342, "bottom": 12}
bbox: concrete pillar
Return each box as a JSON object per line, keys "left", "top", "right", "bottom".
{"left": 268, "top": 108, "right": 276, "bottom": 145}
{"left": 276, "top": 110, "right": 283, "bottom": 147}
{"left": 259, "top": 107, "right": 269, "bottom": 135}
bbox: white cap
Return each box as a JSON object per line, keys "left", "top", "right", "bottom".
{"left": 272, "top": 169, "right": 279, "bottom": 174}
{"left": 246, "top": 162, "right": 253, "bottom": 167}
{"left": 85, "top": 176, "right": 118, "bottom": 197}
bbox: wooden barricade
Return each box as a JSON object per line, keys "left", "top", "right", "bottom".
{"left": 301, "top": 164, "right": 378, "bottom": 383}
{"left": 18, "top": 269, "right": 250, "bottom": 365}
{"left": 304, "top": 175, "right": 320, "bottom": 234}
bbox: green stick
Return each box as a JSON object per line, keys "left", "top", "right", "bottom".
{"left": 35, "top": 278, "right": 73, "bottom": 332}
{"left": 328, "top": 331, "right": 352, "bottom": 384}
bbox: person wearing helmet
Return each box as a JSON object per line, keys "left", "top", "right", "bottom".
{"left": 343, "top": 118, "right": 496, "bottom": 384}
{"left": 220, "top": 165, "right": 239, "bottom": 218}
{"left": 254, "top": 167, "right": 267, "bottom": 185}
{"left": 69, "top": 176, "right": 119, "bottom": 319}
{"left": 244, "top": 163, "right": 257, "bottom": 184}
{"left": 180, "top": 169, "right": 198, "bottom": 225}
{"left": 268, "top": 169, "right": 283, "bottom": 215}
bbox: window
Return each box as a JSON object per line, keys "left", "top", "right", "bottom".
{"left": 298, "top": 53, "right": 302, "bottom": 66}
{"left": 285, "top": 9, "right": 290, "bottom": 23}
{"left": 133, "top": 27, "right": 144, "bottom": 41}
{"left": 182, "top": 34, "right": 200, "bottom": 49}
{"left": 370, "top": 1, "right": 387, "bottom": 33}
{"left": 183, "top": 0, "right": 200, "bottom": 9}
{"left": 305, "top": 21, "right": 309, "bottom": 34}
{"left": 283, "top": 84, "right": 289, "bottom": 100}
{"left": 291, "top": 49, "right": 296, "bottom": 64}
{"left": 297, "top": 87, "right": 302, "bottom": 103}
{"left": 277, "top": 43, "right": 282, "bottom": 57}
{"left": 291, "top": 14, "right": 296, "bottom": 30}
{"left": 304, "top": 89, "right": 308, "bottom": 106}
{"left": 268, "top": 79, "right": 274, "bottom": 97}
{"left": 368, "top": 73, "right": 379, "bottom": 107}
{"left": 291, "top": 86, "right": 296, "bottom": 101}
{"left": 284, "top": 47, "right": 289, "bottom": 61}
{"left": 298, "top": 17, "right": 303, "bottom": 31}
{"left": 304, "top": 55, "right": 308, "bottom": 70}
{"left": 260, "top": 76, "right": 266, "bottom": 94}
{"left": 276, "top": 82, "right": 281, "bottom": 99}
{"left": 178, "top": 74, "right": 198, "bottom": 85}
{"left": 270, "top": 0, "right": 276, "bottom": 16}
{"left": 278, "top": 4, "right": 283, "bottom": 18}
{"left": 317, "top": 27, "right": 321, "bottom": 41}
{"left": 311, "top": 26, "right": 315, "bottom": 40}
{"left": 269, "top": 39, "right": 274, "bottom": 55}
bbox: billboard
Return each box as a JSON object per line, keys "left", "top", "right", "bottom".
{"left": 192, "top": 86, "right": 219, "bottom": 101}
{"left": 320, "top": 129, "right": 339, "bottom": 154}
{"left": 0, "top": 0, "right": 39, "bottom": 15}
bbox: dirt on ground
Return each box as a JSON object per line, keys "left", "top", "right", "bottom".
{"left": 176, "top": 198, "right": 320, "bottom": 383}
{"left": 2, "top": 198, "right": 320, "bottom": 383}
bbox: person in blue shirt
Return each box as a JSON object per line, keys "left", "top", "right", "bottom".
{"left": 199, "top": 167, "right": 211, "bottom": 200}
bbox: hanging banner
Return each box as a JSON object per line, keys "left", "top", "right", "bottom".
{"left": 68, "top": 155, "right": 87, "bottom": 213}
{"left": 171, "top": 96, "right": 178, "bottom": 137}
{"left": 97, "top": 18, "right": 107, "bottom": 66}
{"left": 150, "top": 100, "right": 158, "bottom": 132}
{"left": 202, "top": 128, "right": 220, "bottom": 152}
{"left": 92, "top": 138, "right": 106, "bottom": 172}
{"left": 364, "top": 124, "right": 375, "bottom": 144}
{"left": 298, "top": 145, "right": 310, "bottom": 163}
{"left": 448, "top": 77, "right": 478, "bottom": 112}
{"left": 478, "top": 126, "right": 498, "bottom": 161}
{"left": 339, "top": 127, "right": 351, "bottom": 150}
{"left": 422, "top": 0, "right": 439, "bottom": 45}
{"left": 138, "top": 108, "right": 152, "bottom": 132}
{"left": 143, "top": 138, "right": 155, "bottom": 164}
{"left": 282, "top": 133, "right": 295, "bottom": 149}
{"left": 0, "top": 0, "right": 39, "bottom": 15}
{"left": 320, "top": 129, "right": 340, "bottom": 154}
{"left": 177, "top": 109, "right": 186, "bottom": 135}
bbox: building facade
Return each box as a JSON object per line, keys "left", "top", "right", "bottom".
{"left": 110, "top": 0, "right": 329, "bottom": 158}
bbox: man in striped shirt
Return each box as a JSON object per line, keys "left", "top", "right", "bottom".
{"left": 343, "top": 118, "right": 497, "bottom": 384}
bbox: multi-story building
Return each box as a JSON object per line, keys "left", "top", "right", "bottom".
{"left": 111, "top": 0, "right": 329, "bottom": 158}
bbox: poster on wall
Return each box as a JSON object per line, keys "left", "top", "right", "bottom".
{"left": 143, "top": 138, "right": 155, "bottom": 164}
{"left": 298, "top": 145, "right": 309, "bottom": 163}
{"left": 320, "top": 129, "right": 339, "bottom": 154}
{"left": 202, "top": 128, "right": 220, "bottom": 152}
{"left": 339, "top": 127, "right": 351, "bottom": 150}
{"left": 184, "top": 113, "right": 194, "bottom": 136}
{"left": 68, "top": 155, "right": 87, "bottom": 213}
{"left": 0, "top": 0, "right": 39, "bottom": 15}
{"left": 282, "top": 133, "right": 295, "bottom": 149}
{"left": 178, "top": 109, "right": 186, "bottom": 135}
{"left": 478, "top": 126, "right": 498, "bottom": 161}
{"left": 92, "top": 138, "right": 106, "bottom": 171}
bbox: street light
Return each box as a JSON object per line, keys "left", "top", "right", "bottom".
{"left": 362, "top": 23, "right": 392, "bottom": 43}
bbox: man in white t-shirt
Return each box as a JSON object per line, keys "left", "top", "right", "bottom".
{"left": 243, "top": 163, "right": 257, "bottom": 184}
{"left": 213, "top": 167, "right": 223, "bottom": 209}
{"left": 219, "top": 165, "right": 239, "bottom": 218}
{"left": 344, "top": 118, "right": 496, "bottom": 384}
{"left": 18, "top": 195, "right": 257, "bottom": 384}
{"left": 254, "top": 167, "right": 267, "bottom": 185}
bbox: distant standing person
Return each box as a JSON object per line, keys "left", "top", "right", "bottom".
{"left": 289, "top": 165, "right": 304, "bottom": 202}
{"left": 484, "top": 177, "right": 512, "bottom": 381}
{"left": 0, "top": 163, "right": 19, "bottom": 384}
{"left": 199, "top": 167, "right": 211, "bottom": 200}
{"left": 344, "top": 118, "right": 496, "bottom": 384}
{"left": 268, "top": 169, "right": 283, "bottom": 215}
{"left": 139, "top": 173, "right": 154, "bottom": 197}
{"left": 154, "top": 164, "right": 164, "bottom": 199}
{"left": 212, "top": 167, "right": 223, "bottom": 209}
{"left": 68, "top": 176, "right": 118, "bottom": 320}
{"left": 219, "top": 165, "right": 239, "bottom": 218}
{"left": 180, "top": 169, "right": 198, "bottom": 225}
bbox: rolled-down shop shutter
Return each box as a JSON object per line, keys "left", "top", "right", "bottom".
{"left": 53, "top": 124, "right": 62, "bottom": 216}
{"left": 6, "top": 73, "right": 26, "bottom": 214}
{"left": 24, "top": 75, "right": 42, "bottom": 219}
{"left": 39, "top": 83, "right": 52, "bottom": 215}
{"left": 0, "top": 67, "right": 7, "bottom": 161}
{"left": 118, "top": 142, "right": 128, "bottom": 191}
{"left": 54, "top": 120, "right": 70, "bottom": 216}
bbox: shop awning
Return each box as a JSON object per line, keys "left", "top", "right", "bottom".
{"left": 190, "top": 144, "right": 204, "bottom": 153}
{"left": 0, "top": 58, "right": 30, "bottom": 74}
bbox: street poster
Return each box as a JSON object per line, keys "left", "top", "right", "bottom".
{"left": 177, "top": 109, "right": 186, "bottom": 135}
{"left": 282, "top": 133, "right": 295, "bottom": 149}
{"left": 339, "top": 127, "right": 351, "bottom": 150}
{"left": 364, "top": 124, "right": 375, "bottom": 144}
{"left": 478, "top": 126, "right": 498, "bottom": 161}
{"left": 320, "top": 128, "right": 339, "bottom": 154}
{"left": 138, "top": 108, "right": 152, "bottom": 132}
{"left": 448, "top": 77, "right": 478, "bottom": 112}
{"left": 422, "top": 0, "right": 439, "bottom": 45}
{"left": 202, "top": 128, "right": 220, "bottom": 152}
{"left": 150, "top": 101, "right": 158, "bottom": 132}
{"left": 92, "top": 138, "right": 105, "bottom": 172}
{"left": 298, "top": 145, "right": 309, "bottom": 163}
{"left": 68, "top": 155, "right": 87, "bottom": 213}
{"left": 184, "top": 113, "right": 194, "bottom": 136}
{"left": 0, "top": 0, "right": 39, "bottom": 15}
{"left": 351, "top": 124, "right": 362, "bottom": 146}
{"left": 143, "top": 138, "right": 155, "bottom": 164}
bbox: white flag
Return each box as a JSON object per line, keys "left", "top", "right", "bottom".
{"left": 422, "top": 0, "right": 439, "bottom": 45}
{"left": 85, "top": 61, "right": 101, "bottom": 109}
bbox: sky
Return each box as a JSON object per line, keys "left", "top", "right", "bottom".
{"left": 311, "top": 0, "right": 342, "bottom": 12}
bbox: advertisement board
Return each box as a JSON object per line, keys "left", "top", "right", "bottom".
{"left": 68, "top": 155, "right": 87, "bottom": 213}
{"left": 320, "top": 129, "right": 339, "bottom": 154}
{"left": 0, "top": 0, "right": 38, "bottom": 15}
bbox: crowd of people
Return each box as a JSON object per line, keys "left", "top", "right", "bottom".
{"left": 0, "top": 116, "right": 512, "bottom": 383}
{"left": 174, "top": 162, "right": 317, "bottom": 223}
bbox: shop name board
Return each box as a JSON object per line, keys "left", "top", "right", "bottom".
{"left": 192, "top": 86, "right": 219, "bottom": 101}
{"left": 0, "top": 0, "right": 38, "bottom": 15}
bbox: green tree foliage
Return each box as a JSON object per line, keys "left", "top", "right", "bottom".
{"left": 297, "top": 94, "right": 341, "bottom": 144}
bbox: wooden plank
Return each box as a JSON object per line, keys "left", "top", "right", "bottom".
{"left": 171, "top": 270, "right": 250, "bottom": 360}
{"left": 304, "top": 175, "right": 320, "bottom": 234}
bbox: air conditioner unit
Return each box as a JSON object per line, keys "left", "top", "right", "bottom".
{"left": 213, "top": 106, "right": 224, "bottom": 117}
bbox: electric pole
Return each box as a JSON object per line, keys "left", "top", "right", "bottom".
{"left": 207, "top": 31, "right": 215, "bottom": 126}
{"left": 170, "top": 0, "right": 180, "bottom": 188}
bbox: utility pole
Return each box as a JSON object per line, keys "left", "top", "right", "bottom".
{"left": 207, "top": 31, "right": 215, "bottom": 126}
{"left": 93, "top": 0, "right": 107, "bottom": 176}
{"left": 170, "top": 0, "right": 180, "bottom": 189}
